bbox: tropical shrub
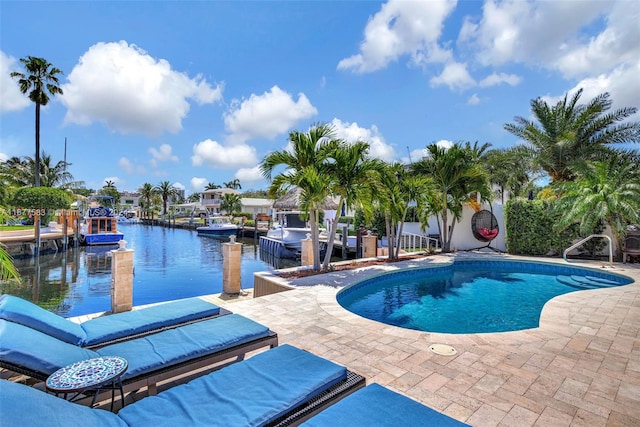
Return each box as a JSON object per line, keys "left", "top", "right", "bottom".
{"left": 233, "top": 212, "right": 253, "bottom": 220}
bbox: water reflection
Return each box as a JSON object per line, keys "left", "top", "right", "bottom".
{"left": 2, "top": 225, "right": 298, "bottom": 317}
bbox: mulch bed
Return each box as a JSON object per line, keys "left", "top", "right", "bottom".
{"left": 276, "top": 254, "right": 429, "bottom": 279}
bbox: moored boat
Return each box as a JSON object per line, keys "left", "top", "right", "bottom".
{"left": 264, "top": 211, "right": 312, "bottom": 252}
{"left": 79, "top": 196, "right": 124, "bottom": 246}
{"left": 196, "top": 216, "right": 241, "bottom": 239}
{"left": 117, "top": 209, "right": 140, "bottom": 224}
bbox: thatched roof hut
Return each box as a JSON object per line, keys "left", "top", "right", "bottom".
{"left": 273, "top": 187, "right": 338, "bottom": 210}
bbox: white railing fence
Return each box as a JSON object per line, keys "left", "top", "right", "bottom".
{"left": 396, "top": 232, "right": 440, "bottom": 253}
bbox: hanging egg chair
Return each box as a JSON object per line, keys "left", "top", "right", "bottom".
{"left": 471, "top": 209, "right": 499, "bottom": 242}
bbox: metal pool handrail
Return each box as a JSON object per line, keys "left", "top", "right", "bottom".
{"left": 563, "top": 234, "right": 613, "bottom": 267}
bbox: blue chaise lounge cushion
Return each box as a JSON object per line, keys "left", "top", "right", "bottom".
{"left": 0, "top": 379, "right": 127, "bottom": 427}
{"left": 0, "top": 294, "right": 86, "bottom": 345}
{"left": 118, "top": 344, "right": 348, "bottom": 426}
{"left": 0, "top": 345, "right": 346, "bottom": 427}
{"left": 97, "top": 314, "right": 271, "bottom": 380}
{"left": 0, "top": 314, "right": 270, "bottom": 380}
{"left": 0, "top": 294, "right": 221, "bottom": 346}
{"left": 302, "top": 383, "right": 471, "bottom": 426}
{"left": 80, "top": 297, "right": 221, "bottom": 346}
{"left": 0, "top": 319, "right": 98, "bottom": 375}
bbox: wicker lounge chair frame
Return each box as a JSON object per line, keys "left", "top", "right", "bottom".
{"left": 1, "top": 330, "right": 278, "bottom": 399}
{"left": 622, "top": 235, "right": 640, "bottom": 264}
{"left": 1, "top": 348, "right": 365, "bottom": 427}
{"left": 268, "top": 370, "right": 366, "bottom": 426}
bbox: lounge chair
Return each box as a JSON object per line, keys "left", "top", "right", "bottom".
{"left": 302, "top": 383, "right": 470, "bottom": 426}
{"left": 0, "top": 344, "right": 365, "bottom": 426}
{"left": 0, "top": 294, "right": 226, "bottom": 348}
{"left": 0, "top": 314, "right": 278, "bottom": 397}
{"left": 622, "top": 235, "right": 640, "bottom": 263}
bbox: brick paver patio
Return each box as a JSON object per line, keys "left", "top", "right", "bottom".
{"left": 223, "top": 254, "right": 640, "bottom": 427}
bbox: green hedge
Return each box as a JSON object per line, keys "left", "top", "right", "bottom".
{"left": 505, "top": 199, "right": 578, "bottom": 256}
{"left": 10, "top": 187, "right": 71, "bottom": 210}
{"left": 9, "top": 187, "right": 72, "bottom": 226}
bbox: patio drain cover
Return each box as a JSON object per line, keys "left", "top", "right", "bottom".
{"left": 429, "top": 344, "right": 457, "bottom": 356}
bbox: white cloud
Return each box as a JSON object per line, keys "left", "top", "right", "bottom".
{"left": 223, "top": 86, "right": 317, "bottom": 144}
{"left": 235, "top": 165, "right": 264, "bottom": 184}
{"left": 149, "top": 143, "right": 178, "bottom": 167}
{"left": 61, "top": 41, "right": 223, "bottom": 136}
{"left": 559, "top": 63, "right": 640, "bottom": 119}
{"left": 459, "top": 1, "right": 610, "bottom": 67}
{"left": 467, "top": 93, "right": 481, "bottom": 105}
{"left": 172, "top": 182, "right": 185, "bottom": 191}
{"left": 478, "top": 72, "right": 521, "bottom": 87}
{"left": 430, "top": 62, "right": 475, "bottom": 90}
{"left": 337, "top": 0, "right": 457, "bottom": 73}
{"left": 191, "top": 138, "right": 258, "bottom": 168}
{"left": 436, "top": 139, "right": 454, "bottom": 150}
{"left": 457, "top": 0, "right": 639, "bottom": 85}
{"left": 119, "top": 157, "right": 134, "bottom": 174}
{"left": 331, "top": 118, "right": 395, "bottom": 162}
{"left": 119, "top": 157, "right": 147, "bottom": 174}
{"left": 0, "top": 51, "right": 31, "bottom": 113}
{"left": 553, "top": 2, "right": 640, "bottom": 78}
{"left": 190, "top": 177, "right": 208, "bottom": 192}
{"left": 0, "top": 152, "right": 8, "bottom": 162}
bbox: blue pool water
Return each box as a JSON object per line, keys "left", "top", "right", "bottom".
{"left": 2, "top": 224, "right": 296, "bottom": 317}
{"left": 337, "top": 260, "right": 634, "bottom": 334}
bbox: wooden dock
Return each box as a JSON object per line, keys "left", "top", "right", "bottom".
{"left": 0, "top": 228, "right": 76, "bottom": 257}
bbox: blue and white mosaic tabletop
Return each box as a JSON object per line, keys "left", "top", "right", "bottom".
{"left": 46, "top": 356, "right": 128, "bottom": 392}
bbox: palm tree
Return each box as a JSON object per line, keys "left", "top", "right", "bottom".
{"left": 0, "top": 152, "right": 83, "bottom": 189}
{"left": 154, "top": 181, "right": 179, "bottom": 216}
{"left": 224, "top": 179, "right": 242, "bottom": 190}
{"left": 411, "top": 143, "right": 492, "bottom": 252}
{"left": 10, "top": 56, "right": 64, "bottom": 187}
{"left": 0, "top": 244, "right": 20, "bottom": 282}
{"left": 138, "top": 183, "right": 155, "bottom": 218}
{"left": 483, "top": 147, "right": 535, "bottom": 203}
{"left": 504, "top": 89, "right": 640, "bottom": 183}
{"left": 552, "top": 150, "right": 640, "bottom": 260}
{"left": 187, "top": 193, "right": 201, "bottom": 203}
{"left": 260, "top": 123, "right": 339, "bottom": 271}
{"left": 220, "top": 193, "right": 242, "bottom": 214}
{"left": 204, "top": 182, "right": 221, "bottom": 190}
{"left": 97, "top": 181, "right": 120, "bottom": 208}
{"left": 104, "top": 180, "right": 116, "bottom": 188}
{"left": 321, "top": 140, "right": 386, "bottom": 268}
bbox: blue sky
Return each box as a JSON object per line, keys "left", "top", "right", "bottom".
{"left": 1, "top": 1, "right": 638, "bottom": 196}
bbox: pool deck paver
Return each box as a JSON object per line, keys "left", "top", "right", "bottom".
{"left": 220, "top": 254, "right": 640, "bottom": 427}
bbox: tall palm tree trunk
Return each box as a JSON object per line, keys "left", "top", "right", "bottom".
{"left": 441, "top": 208, "right": 450, "bottom": 252}
{"left": 35, "top": 102, "right": 41, "bottom": 187}
{"left": 321, "top": 198, "right": 343, "bottom": 270}
{"left": 310, "top": 209, "right": 320, "bottom": 271}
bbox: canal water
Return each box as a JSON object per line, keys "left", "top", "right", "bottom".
{"left": 1, "top": 224, "right": 297, "bottom": 317}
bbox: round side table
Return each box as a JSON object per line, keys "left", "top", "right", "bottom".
{"left": 46, "top": 356, "right": 128, "bottom": 411}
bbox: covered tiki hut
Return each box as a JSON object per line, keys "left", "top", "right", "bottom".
{"left": 272, "top": 187, "right": 338, "bottom": 211}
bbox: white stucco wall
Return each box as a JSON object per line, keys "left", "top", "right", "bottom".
{"left": 402, "top": 203, "right": 506, "bottom": 252}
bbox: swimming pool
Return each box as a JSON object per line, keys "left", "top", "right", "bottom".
{"left": 337, "top": 259, "right": 634, "bottom": 334}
